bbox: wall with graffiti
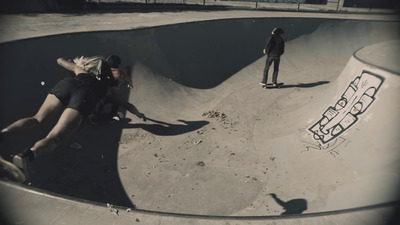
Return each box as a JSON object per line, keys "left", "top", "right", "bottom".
{"left": 308, "top": 71, "right": 384, "bottom": 145}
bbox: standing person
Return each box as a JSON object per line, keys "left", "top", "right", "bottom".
{"left": 89, "top": 54, "right": 133, "bottom": 124}
{"left": 0, "top": 56, "right": 145, "bottom": 183}
{"left": 260, "top": 27, "right": 285, "bottom": 87}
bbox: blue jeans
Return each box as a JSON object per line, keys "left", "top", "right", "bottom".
{"left": 262, "top": 55, "right": 280, "bottom": 84}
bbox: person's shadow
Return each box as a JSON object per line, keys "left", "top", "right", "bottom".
{"left": 123, "top": 118, "right": 209, "bottom": 136}
{"left": 267, "top": 81, "right": 330, "bottom": 89}
{"left": 270, "top": 193, "right": 308, "bottom": 215}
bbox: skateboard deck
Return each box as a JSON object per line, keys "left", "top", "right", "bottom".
{"left": 0, "top": 156, "right": 26, "bottom": 183}
{"left": 261, "top": 83, "right": 284, "bottom": 88}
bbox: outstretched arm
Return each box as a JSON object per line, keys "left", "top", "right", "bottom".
{"left": 269, "top": 194, "right": 286, "bottom": 207}
{"left": 57, "top": 58, "right": 86, "bottom": 75}
{"left": 107, "top": 88, "right": 146, "bottom": 121}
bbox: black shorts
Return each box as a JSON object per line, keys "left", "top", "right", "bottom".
{"left": 50, "top": 77, "right": 96, "bottom": 116}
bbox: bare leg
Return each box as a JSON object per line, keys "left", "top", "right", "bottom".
{"left": 31, "top": 108, "right": 83, "bottom": 157}
{"left": 1, "top": 94, "right": 63, "bottom": 136}
{"left": 6, "top": 98, "right": 82, "bottom": 183}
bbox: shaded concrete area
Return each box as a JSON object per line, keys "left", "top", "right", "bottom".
{"left": 0, "top": 10, "right": 400, "bottom": 224}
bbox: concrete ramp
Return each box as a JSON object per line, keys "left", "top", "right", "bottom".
{"left": 0, "top": 14, "right": 400, "bottom": 224}
{"left": 252, "top": 40, "right": 400, "bottom": 215}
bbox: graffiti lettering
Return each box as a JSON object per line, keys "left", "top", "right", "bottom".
{"left": 308, "top": 71, "right": 384, "bottom": 145}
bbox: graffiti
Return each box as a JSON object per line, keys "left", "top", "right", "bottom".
{"left": 308, "top": 71, "right": 384, "bottom": 145}
{"left": 297, "top": 128, "right": 350, "bottom": 156}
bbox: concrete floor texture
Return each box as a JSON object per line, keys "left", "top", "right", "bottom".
{"left": 0, "top": 5, "right": 399, "bottom": 225}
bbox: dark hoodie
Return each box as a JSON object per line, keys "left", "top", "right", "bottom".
{"left": 264, "top": 28, "right": 285, "bottom": 56}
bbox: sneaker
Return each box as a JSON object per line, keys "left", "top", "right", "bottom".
{"left": 12, "top": 154, "right": 31, "bottom": 183}
{"left": 0, "top": 156, "right": 26, "bottom": 183}
{"left": 259, "top": 82, "right": 266, "bottom": 86}
{"left": 111, "top": 116, "right": 120, "bottom": 122}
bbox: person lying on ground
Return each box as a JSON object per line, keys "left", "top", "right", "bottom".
{"left": 89, "top": 54, "right": 136, "bottom": 124}
{"left": 0, "top": 56, "right": 145, "bottom": 183}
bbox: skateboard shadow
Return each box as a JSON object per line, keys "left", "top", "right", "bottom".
{"left": 269, "top": 193, "right": 308, "bottom": 215}
{"left": 275, "top": 81, "right": 330, "bottom": 89}
{"left": 123, "top": 118, "right": 209, "bottom": 136}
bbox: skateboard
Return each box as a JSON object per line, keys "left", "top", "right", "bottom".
{"left": 261, "top": 83, "right": 284, "bottom": 89}
{"left": 0, "top": 156, "right": 26, "bottom": 183}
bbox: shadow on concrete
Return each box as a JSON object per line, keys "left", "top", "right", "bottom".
{"left": 270, "top": 193, "right": 308, "bottom": 215}
{"left": 125, "top": 118, "right": 209, "bottom": 136}
{"left": 0, "top": 16, "right": 320, "bottom": 208}
{"left": 151, "top": 18, "right": 325, "bottom": 89}
{"left": 268, "top": 81, "right": 330, "bottom": 89}
{"left": 0, "top": 120, "right": 135, "bottom": 207}
{"left": 1, "top": 17, "right": 398, "bottom": 214}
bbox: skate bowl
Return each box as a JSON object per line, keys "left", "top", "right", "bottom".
{"left": 0, "top": 14, "right": 400, "bottom": 224}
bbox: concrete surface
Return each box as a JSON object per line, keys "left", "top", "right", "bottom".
{"left": 0, "top": 180, "right": 398, "bottom": 225}
{"left": 0, "top": 9, "right": 400, "bottom": 225}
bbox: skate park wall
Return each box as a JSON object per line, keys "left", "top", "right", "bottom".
{"left": 0, "top": 18, "right": 335, "bottom": 130}
{"left": 0, "top": 16, "right": 400, "bottom": 217}
{"left": 1, "top": 18, "right": 399, "bottom": 121}
{"left": 296, "top": 40, "right": 400, "bottom": 210}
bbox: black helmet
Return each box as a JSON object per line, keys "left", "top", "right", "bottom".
{"left": 106, "top": 55, "right": 121, "bottom": 68}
